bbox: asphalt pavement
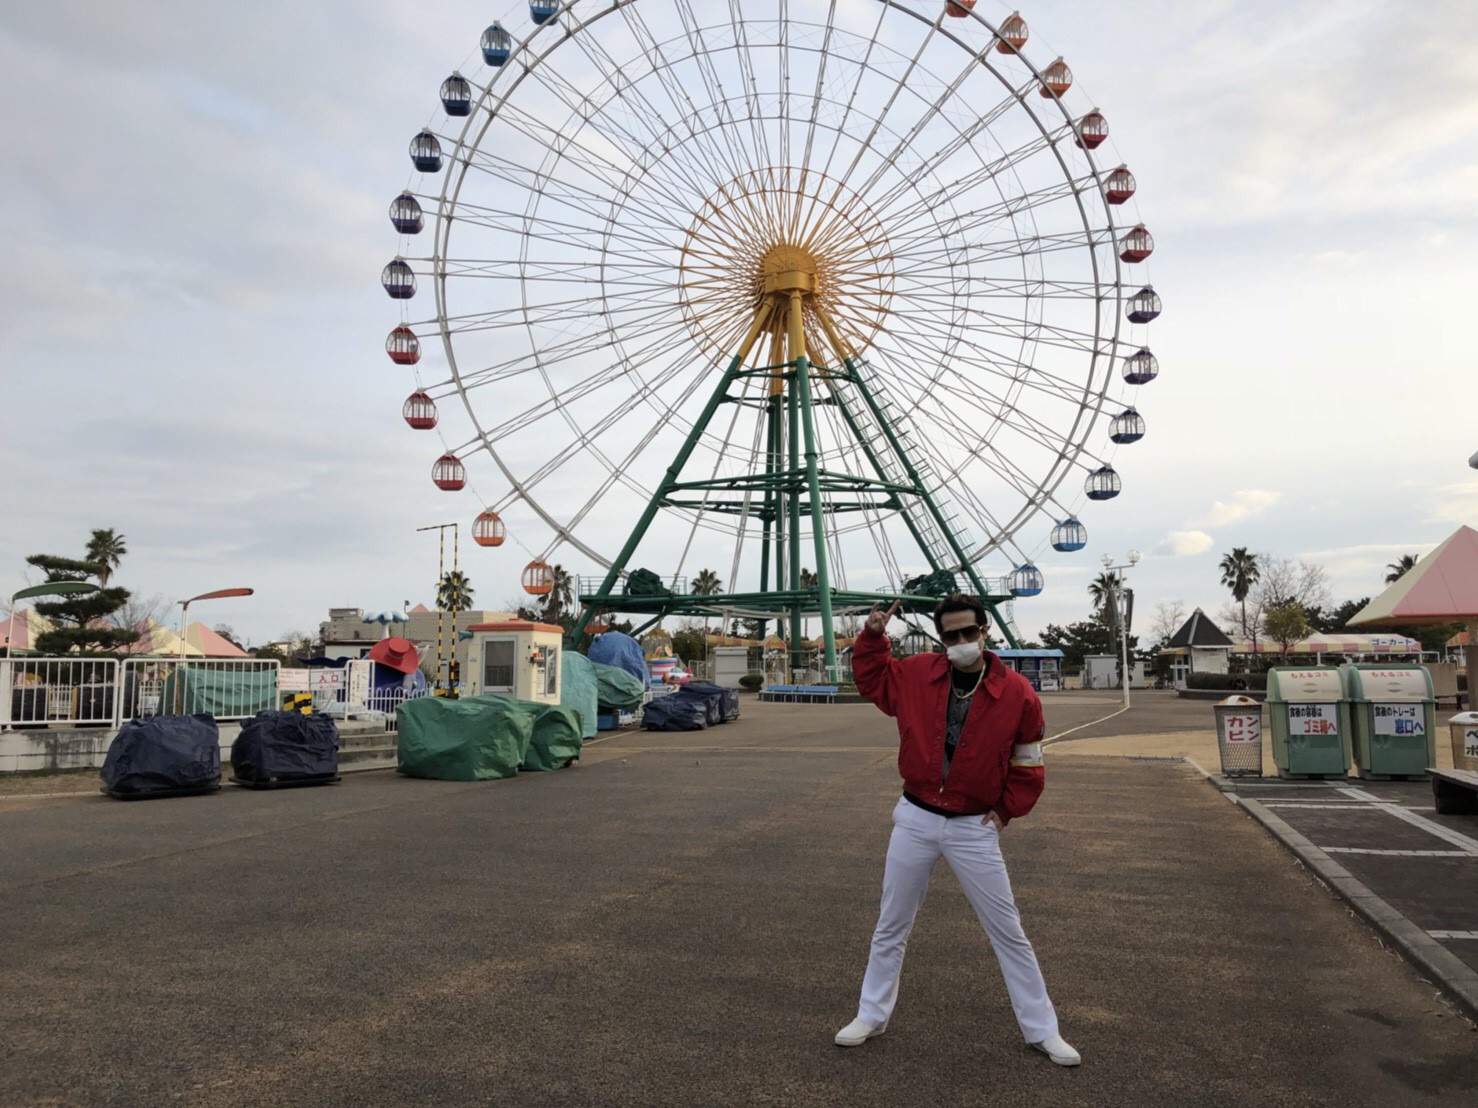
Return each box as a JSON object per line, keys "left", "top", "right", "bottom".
{"left": 2, "top": 699, "right": 1475, "bottom": 1107}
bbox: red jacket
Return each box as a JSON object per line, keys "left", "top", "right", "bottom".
{"left": 852, "top": 628, "right": 1046, "bottom": 824}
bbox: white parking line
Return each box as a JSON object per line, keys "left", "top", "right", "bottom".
{"left": 1428, "top": 931, "right": 1478, "bottom": 941}
{"left": 1262, "top": 802, "right": 1379, "bottom": 809}
{"left": 1324, "top": 856, "right": 1472, "bottom": 862}
{"left": 1337, "top": 787, "right": 1478, "bottom": 856}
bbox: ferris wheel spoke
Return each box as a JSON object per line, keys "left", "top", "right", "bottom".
{"left": 458, "top": 149, "right": 687, "bottom": 238}
{"left": 430, "top": 202, "right": 678, "bottom": 257}
{"left": 813, "top": 2, "right": 888, "bottom": 185}
{"left": 623, "top": 1, "right": 763, "bottom": 194}
{"left": 549, "top": 21, "right": 746, "bottom": 211}
{"left": 881, "top": 178, "right": 1096, "bottom": 255}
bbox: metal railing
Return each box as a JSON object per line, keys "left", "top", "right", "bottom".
{"left": 0, "top": 658, "right": 120, "bottom": 729}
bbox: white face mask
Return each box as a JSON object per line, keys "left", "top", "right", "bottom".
{"left": 946, "top": 640, "right": 983, "bottom": 668}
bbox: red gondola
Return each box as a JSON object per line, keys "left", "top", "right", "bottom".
{"left": 386, "top": 325, "right": 421, "bottom": 365}
{"left": 995, "top": 12, "right": 1028, "bottom": 53}
{"left": 472, "top": 510, "right": 506, "bottom": 547}
{"left": 432, "top": 453, "right": 465, "bottom": 491}
{"left": 403, "top": 391, "right": 437, "bottom": 430}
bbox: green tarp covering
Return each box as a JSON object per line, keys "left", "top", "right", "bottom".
{"left": 560, "top": 651, "right": 599, "bottom": 739}
{"left": 158, "top": 667, "right": 278, "bottom": 719}
{"left": 522, "top": 703, "right": 584, "bottom": 772}
{"left": 593, "top": 661, "right": 645, "bottom": 710}
{"left": 396, "top": 695, "right": 584, "bottom": 781}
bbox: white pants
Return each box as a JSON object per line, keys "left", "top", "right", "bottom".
{"left": 855, "top": 796, "right": 1059, "bottom": 1042}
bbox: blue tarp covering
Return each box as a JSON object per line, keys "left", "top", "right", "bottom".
{"left": 101, "top": 714, "right": 221, "bottom": 797}
{"left": 231, "top": 710, "right": 339, "bottom": 783}
{"left": 642, "top": 694, "right": 709, "bottom": 731}
{"left": 588, "top": 631, "right": 647, "bottom": 685}
{"left": 678, "top": 682, "right": 740, "bottom": 723}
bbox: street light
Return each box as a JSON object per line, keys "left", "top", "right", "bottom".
{"left": 1100, "top": 550, "right": 1140, "bottom": 708}
{"left": 4, "top": 581, "right": 100, "bottom": 661}
{"left": 178, "top": 588, "right": 254, "bottom": 661}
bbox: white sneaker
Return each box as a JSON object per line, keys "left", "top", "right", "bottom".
{"left": 834, "top": 1018, "right": 885, "bottom": 1047}
{"left": 1031, "top": 1033, "right": 1081, "bottom": 1066}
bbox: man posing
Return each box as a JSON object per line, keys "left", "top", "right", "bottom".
{"left": 835, "top": 593, "right": 1079, "bottom": 1066}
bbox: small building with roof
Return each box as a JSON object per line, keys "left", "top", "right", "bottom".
{"left": 1160, "top": 608, "right": 1234, "bottom": 686}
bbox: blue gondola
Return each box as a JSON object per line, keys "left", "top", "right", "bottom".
{"left": 1050, "top": 518, "right": 1087, "bottom": 552}
{"left": 481, "top": 23, "right": 511, "bottom": 66}
{"left": 410, "top": 130, "right": 443, "bottom": 173}
{"left": 1109, "top": 408, "right": 1146, "bottom": 444}
{"left": 381, "top": 258, "right": 416, "bottom": 300}
{"left": 389, "top": 192, "right": 423, "bottom": 235}
{"left": 1009, "top": 564, "right": 1045, "bottom": 598}
{"left": 1122, "top": 347, "right": 1158, "bottom": 385}
{"left": 1085, "top": 466, "right": 1121, "bottom": 501}
{"left": 440, "top": 73, "right": 472, "bottom": 116}
{"left": 530, "top": 2, "right": 558, "bottom": 25}
{"left": 1126, "top": 285, "right": 1161, "bottom": 324}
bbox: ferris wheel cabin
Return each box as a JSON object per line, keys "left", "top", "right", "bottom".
{"left": 1051, "top": 519, "right": 1088, "bottom": 552}
{"left": 409, "top": 130, "right": 443, "bottom": 173}
{"left": 389, "top": 192, "right": 423, "bottom": 235}
{"left": 1085, "top": 466, "right": 1122, "bottom": 501}
{"left": 432, "top": 454, "right": 466, "bottom": 491}
{"left": 386, "top": 325, "right": 421, "bottom": 365}
{"left": 440, "top": 73, "right": 472, "bottom": 117}
{"left": 1105, "top": 166, "right": 1137, "bottom": 204}
{"left": 1119, "top": 225, "right": 1154, "bottom": 263}
{"left": 481, "top": 23, "right": 511, "bottom": 66}
{"left": 1009, "top": 564, "right": 1045, "bottom": 598}
{"left": 1109, "top": 408, "right": 1146, "bottom": 444}
{"left": 995, "top": 12, "right": 1029, "bottom": 53}
{"left": 403, "top": 391, "right": 437, "bottom": 430}
{"left": 473, "top": 510, "right": 507, "bottom": 548}
{"left": 381, "top": 258, "right": 416, "bottom": 300}
{"left": 1074, "top": 111, "right": 1108, "bottom": 150}
{"left": 1123, "top": 348, "right": 1159, "bottom": 384}
{"left": 1126, "top": 286, "right": 1162, "bottom": 324}
{"left": 530, "top": 2, "right": 559, "bottom": 25}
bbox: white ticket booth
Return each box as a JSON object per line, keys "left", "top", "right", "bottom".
{"left": 465, "top": 621, "right": 564, "bottom": 704}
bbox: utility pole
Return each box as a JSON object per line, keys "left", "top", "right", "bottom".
{"left": 1101, "top": 550, "right": 1141, "bottom": 709}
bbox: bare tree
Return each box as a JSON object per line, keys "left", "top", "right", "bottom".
{"left": 1150, "top": 600, "right": 1187, "bottom": 646}
{"left": 1252, "top": 556, "right": 1331, "bottom": 616}
{"left": 108, "top": 591, "right": 175, "bottom": 633}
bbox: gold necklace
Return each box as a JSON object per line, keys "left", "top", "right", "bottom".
{"left": 952, "top": 664, "right": 986, "bottom": 699}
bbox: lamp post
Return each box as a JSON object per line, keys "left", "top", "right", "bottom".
{"left": 1100, "top": 550, "right": 1140, "bottom": 709}
{"left": 177, "top": 588, "right": 254, "bottom": 661}
{"left": 4, "top": 582, "right": 100, "bottom": 661}
{"left": 3, "top": 581, "right": 100, "bottom": 732}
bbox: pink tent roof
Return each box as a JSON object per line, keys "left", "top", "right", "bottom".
{"left": 0, "top": 608, "right": 52, "bottom": 652}
{"left": 410, "top": 602, "right": 430, "bottom": 613}
{"left": 184, "top": 621, "right": 248, "bottom": 657}
{"left": 1348, "top": 525, "right": 1478, "bottom": 626}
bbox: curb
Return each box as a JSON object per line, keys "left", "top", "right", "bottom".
{"left": 1236, "top": 794, "right": 1478, "bottom": 1023}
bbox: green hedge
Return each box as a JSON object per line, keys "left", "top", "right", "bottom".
{"left": 1186, "top": 671, "right": 1267, "bottom": 692}
{"left": 738, "top": 673, "right": 765, "bottom": 692}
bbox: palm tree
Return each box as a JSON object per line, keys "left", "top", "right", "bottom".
{"left": 690, "top": 568, "right": 722, "bottom": 646}
{"left": 85, "top": 528, "right": 127, "bottom": 586}
{"left": 1219, "top": 548, "right": 1261, "bottom": 639}
{"left": 690, "top": 568, "right": 722, "bottom": 597}
{"left": 436, "top": 570, "right": 474, "bottom": 612}
{"left": 1088, "top": 571, "right": 1118, "bottom": 625}
{"left": 541, "top": 565, "right": 575, "bottom": 624}
{"left": 1384, "top": 554, "right": 1419, "bottom": 584}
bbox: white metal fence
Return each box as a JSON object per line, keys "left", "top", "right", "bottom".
{"left": 0, "top": 657, "right": 281, "bottom": 729}
{"left": 0, "top": 658, "right": 120, "bottom": 728}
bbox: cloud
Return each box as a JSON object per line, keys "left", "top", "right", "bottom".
{"left": 1196, "top": 490, "right": 1281, "bottom": 528}
{"left": 1155, "top": 530, "right": 1214, "bottom": 557}
{"left": 1424, "top": 480, "right": 1478, "bottom": 526}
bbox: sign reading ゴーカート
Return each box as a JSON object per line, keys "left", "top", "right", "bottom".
{"left": 1373, "top": 703, "right": 1425, "bottom": 736}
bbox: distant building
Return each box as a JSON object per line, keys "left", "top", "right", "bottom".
{"left": 319, "top": 608, "right": 390, "bottom": 662}
{"left": 1160, "top": 609, "right": 1234, "bottom": 687}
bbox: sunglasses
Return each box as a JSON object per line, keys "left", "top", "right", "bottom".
{"left": 939, "top": 624, "right": 983, "bottom": 645}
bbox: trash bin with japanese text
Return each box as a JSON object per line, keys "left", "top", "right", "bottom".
{"left": 1449, "top": 711, "right": 1478, "bottom": 773}
{"left": 1214, "top": 695, "right": 1263, "bottom": 777}
{"left": 1342, "top": 664, "right": 1436, "bottom": 780}
{"left": 1266, "top": 668, "right": 1352, "bottom": 779}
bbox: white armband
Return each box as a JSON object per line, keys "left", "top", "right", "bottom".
{"left": 1010, "top": 742, "right": 1043, "bottom": 767}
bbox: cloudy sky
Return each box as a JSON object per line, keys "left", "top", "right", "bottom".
{"left": 2, "top": 0, "right": 1476, "bottom": 648}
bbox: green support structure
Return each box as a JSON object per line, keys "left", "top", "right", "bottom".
{"left": 571, "top": 261, "right": 1022, "bottom": 664}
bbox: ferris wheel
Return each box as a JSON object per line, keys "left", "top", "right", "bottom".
{"left": 383, "top": 0, "right": 1160, "bottom": 663}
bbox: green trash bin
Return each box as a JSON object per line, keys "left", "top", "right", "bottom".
{"left": 1266, "top": 667, "right": 1352, "bottom": 779}
{"left": 1342, "top": 664, "right": 1436, "bottom": 780}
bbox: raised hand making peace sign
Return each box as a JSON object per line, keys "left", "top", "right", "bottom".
{"left": 864, "top": 599, "right": 902, "bottom": 636}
